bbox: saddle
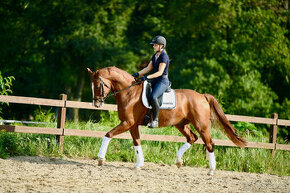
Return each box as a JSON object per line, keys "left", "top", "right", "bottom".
{"left": 141, "top": 80, "right": 176, "bottom": 109}
{"left": 141, "top": 80, "right": 176, "bottom": 126}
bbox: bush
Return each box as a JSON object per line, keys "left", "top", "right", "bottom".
{"left": 0, "top": 72, "right": 15, "bottom": 119}
{"left": 99, "top": 111, "right": 120, "bottom": 126}
{"left": 0, "top": 129, "right": 18, "bottom": 158}
{"left": 34, "top": 107, "right": 55, "bottom": 123}
{"left": 233, "top": 122, "right": 263, "bottom": 138}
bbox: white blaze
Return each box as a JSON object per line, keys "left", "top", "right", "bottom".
{"left": 91, "top": 82, "right": 95, "bottom": 103}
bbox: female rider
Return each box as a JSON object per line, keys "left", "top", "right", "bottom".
{"left": 132, "top": 35, "right": 170, "bottom": 128}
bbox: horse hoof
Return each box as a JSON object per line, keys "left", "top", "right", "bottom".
{"left": 176, "top": 162, "right": 182, "bottom": 168}
{"left": 207, "top": 169, "right": 214, "bottom": 176}
{"left": 98, "top": 159, "right": 105, "bottom": 166}
{"left": 134, "top": 166, "right": 142, "bottom": 171}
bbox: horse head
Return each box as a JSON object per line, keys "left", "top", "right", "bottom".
{"left": 87, "top": 68, "right": 112, "bottom": 108}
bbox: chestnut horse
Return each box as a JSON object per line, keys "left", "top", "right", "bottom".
{"left": 87, "top": 66, "right": 246, "bottom": 175}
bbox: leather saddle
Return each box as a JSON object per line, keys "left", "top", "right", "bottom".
{"left": 141, "top": 80, "right": 176, "bottom": 110}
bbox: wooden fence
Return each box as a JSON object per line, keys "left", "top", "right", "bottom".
{"left": 0, "top": 94, "right": 290, "bottom": 153}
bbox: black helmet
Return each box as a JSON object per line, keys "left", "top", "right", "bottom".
{"left": 150, "top": 35, "right": 166, "bottom": 48}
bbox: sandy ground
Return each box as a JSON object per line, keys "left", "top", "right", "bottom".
{"left": 0, "top": 156, "right": 289, "bottom": 193}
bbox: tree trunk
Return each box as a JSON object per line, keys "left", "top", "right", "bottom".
{"left": 284, "top": 0, "right": 288, "bottom": 10}
{"left": 65, "top": 85, "right": 74, "bottom": 120}
{"left": 73, "top": 67, "right": 85, "bottom": 122}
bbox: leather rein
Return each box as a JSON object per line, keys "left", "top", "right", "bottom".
{"left": 92, "top": 77, "right": 141, "bottom": 103}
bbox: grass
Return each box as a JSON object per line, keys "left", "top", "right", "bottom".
{"left": 0, "top": 120, "right": 289, "bottom": 176}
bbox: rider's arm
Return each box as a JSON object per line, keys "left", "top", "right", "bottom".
{"left": 138, "top": 61, "right": 153, "bottom": 76}
{"left": 147, "top": 62, "right": 166, "bottom": 79}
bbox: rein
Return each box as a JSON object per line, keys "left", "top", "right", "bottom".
{"left": 93, "top": 77, "right": 141, "bottom": 102}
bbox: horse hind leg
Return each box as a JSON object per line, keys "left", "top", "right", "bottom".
{"left": 195, "top": 123, "right": 216, "bottom": 176}
{"left": 175, "top": 123, "right": 198, "bottom": 168}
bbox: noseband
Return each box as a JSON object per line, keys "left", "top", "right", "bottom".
{"left": 92, "top": 77, "right": 111, "bottom": 103}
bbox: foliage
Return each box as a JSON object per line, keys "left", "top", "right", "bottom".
{"left": 0, "top": 129, "right": 18, "bottom": 158}
{"left": 0, "top": 72, "right": 15, "bottom": 118}
{"left": 0, "top": 72, "right": 14, "bottom": 95}
{"left": 0, "top": 0, "right": 289, "bottom": 138}
{"left": 33, "top": 107, "right": 56, "bottom": 123}
{"left": 233, "top": 122, "right": 263, "bottom": 138}
{"left": 99, "top": 111, "right": 120, "bottom": 126}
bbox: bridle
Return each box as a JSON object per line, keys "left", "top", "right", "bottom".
{"left": 92, "top": 77, "right": 110, "bottom": 104}
{"left": 92, "top": 76, "right": 141, "bottom": 105}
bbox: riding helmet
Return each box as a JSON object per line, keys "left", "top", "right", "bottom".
{"left": 150, "top": 35, "right": 166, "bottom": 48}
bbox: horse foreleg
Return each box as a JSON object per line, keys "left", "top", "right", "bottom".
{"left": 97, "top": 136, "right": 112, "bottom": 165}
{"left": 175, "top": 124, "right": 198, "bottom": 168}
{"left": 129, "top": 126, "right": 144, "bottom": 169}
{"left": 97, "top": 121, "right": 133, "bottom": 165}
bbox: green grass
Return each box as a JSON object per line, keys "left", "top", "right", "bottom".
{"left": 0, "top": 120, "right": 289, "bottom": 176}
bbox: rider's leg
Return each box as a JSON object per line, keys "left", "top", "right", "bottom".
{"left": 148, "top": 98, "right": 160, "bottom": 128}
{"left": 148, "top": 79, "right": 169, "bottom": 128}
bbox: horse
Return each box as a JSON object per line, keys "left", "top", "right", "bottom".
{"left": 87, "top": 66, "right": 247, "bottom": 175}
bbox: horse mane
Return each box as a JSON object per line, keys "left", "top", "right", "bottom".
{"left": 98, "top": 66, "right": 134, "bottom": 82}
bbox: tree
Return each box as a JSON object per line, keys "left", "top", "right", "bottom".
{"left": 0, "top": 0, "right": 139, "bottom": 120}
{"left": 0, "top": 0, "right": 289, "bottom": 123}
{"left": 161, "top": 0, "right": 289, "bottom": 117}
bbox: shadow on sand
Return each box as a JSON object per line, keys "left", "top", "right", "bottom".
{"left": 7, "top": 156, "right": 96, "bottom": 167}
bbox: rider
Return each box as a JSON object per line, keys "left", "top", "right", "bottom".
{"left": 132, "top": 35, "right": 170, "bottom": 128}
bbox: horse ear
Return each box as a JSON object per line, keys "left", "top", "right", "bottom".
{"left": 87, "top": 68, "right": 94, "bottom": 76}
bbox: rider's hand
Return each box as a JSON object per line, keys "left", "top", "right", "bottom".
{"left": 140, "top": 76, "right": 148, "bottom": 82}
{"left": 132, "top": 72, "right": 139, "bottom": 78}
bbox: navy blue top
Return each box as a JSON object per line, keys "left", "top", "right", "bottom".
{"left": 151, "top": 50, "right": 169, "bottom": 77}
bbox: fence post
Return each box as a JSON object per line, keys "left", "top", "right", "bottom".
{"left": 269, "top": 113, "right": 278, "bottom": 156}
{"left": 56, "top": 94, "right": 67, "bottom": 152}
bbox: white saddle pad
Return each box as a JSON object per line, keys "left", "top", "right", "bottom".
{"left": 142, "top": 80, "right": 176, "bottom": 110}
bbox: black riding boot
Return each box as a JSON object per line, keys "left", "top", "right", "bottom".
{"left": 148, "top": 98, "right": 159, "bottom": 128}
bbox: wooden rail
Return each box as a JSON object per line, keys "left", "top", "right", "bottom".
{"left": 0, "top": 95, "right": 289, "bottom": 152}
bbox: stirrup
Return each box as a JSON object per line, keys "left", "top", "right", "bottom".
{"left": 148, "top": 120, "right": 159, "bottom": 128}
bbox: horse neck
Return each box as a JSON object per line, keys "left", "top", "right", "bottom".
{"left": 114, "top": 83, "right": 141, "bottom": 106}
{"left": 111, "top": 79, "right": 133, "bottom": 91}
{"left": 111, "top": 78, "right": 140, "bottom": 101}
{"left": 103, "top": 68, "right": 139, "bottom": 102}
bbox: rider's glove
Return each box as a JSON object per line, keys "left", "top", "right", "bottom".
{"left": 132, "top": 72, "right": 139, "bottom": 78}
{"left": 140, "top": 76, "right": 148, "bottom": 82}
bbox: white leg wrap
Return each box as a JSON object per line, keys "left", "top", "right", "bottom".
{"left": 208, "top": 152, "right": 216, "bottom": 170}
{"left": 97, "top": 136, "right": 112, "bottom": 159}
{"left": 176, "top": 142, "right": 191, "bottom": 162}
{"left": 134, "top": 146, "right": 144, "bottom": 167}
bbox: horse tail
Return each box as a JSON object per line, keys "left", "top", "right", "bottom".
{"left": 204, "top": 94, "right": 247, "bottom": 148}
